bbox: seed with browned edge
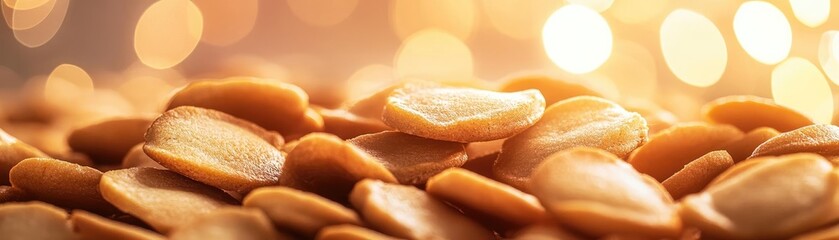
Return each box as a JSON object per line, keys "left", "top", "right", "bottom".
{"left": 382, "top": 82, "right": 546, "bottom": 143}
{"left": 680, "top": 153, "right": 838, "bottom": 239}
{"left": 9, "top": 158, "right": 115, "bottom": 213}
{"left": 243, "top": 186, "right": 362, "bottom": 237}
{"left": 167, "top": 78, "right": 316, "bottom": 137}
{"left": 426, "top": 168, "right": 546, "bottom": 228}
{"left": 702, "top": 95, "right": 813, "bottom": 133}
{"left": 0, "top": 128, "right": 48, "bottom": 185}
{"left": 68, "top": 117, "right": 153, "bottom": 164}
{"left": 661, "top": 151, "right": 734, "bottom": 199}
{"left": 144, "top": 106, "right": 285, "bottom": 193}
{"left": 530, "top": 147, "right": 682, "bottom": 238}
{"left": 99, "top": 168, "right": 237, "bottom": 234}
{"left": 750, "top": 124, "right": 839, "bottom": 159}
{"left": 314, "top": 107, "right": 389, "bottom": 140}
{"left": 170, "top": 208, "right": 294, "bottom": 240}
{"left": 628, "top": 122, "right": 743, "bottom": 182}
{"left": 316, "top": 224, "right": 399, "bottom": 240}
{"left": 0, "top": 186, "right": 29, "bottom": 203}
{"left": 348, "top": 131, "right": 466, "bottom": 185}
{"left": 495, "top": 96, "right": 648, "bottom": 190}
{"left": 122, "top": 144, "right": 165, "bottom": 169}
{"left": 0, "top": 202, "right": 76, "bottom": 240}
{"left": 722, "top": 127, "right": 779, "bottom": 163}
{"left": 511, "top": 222, "right": 584, "bottom": 240}
{"left": 350, "top": 179, "right": 494, "bottom": 239}
{"left": 71, "top": 210, "right": 164, "bottom": 240}
{"left": 499, "top": 75, "right": 602, "bottom": 106}
{"left": 280, "top": 133, "right": 397, "bottom": 202}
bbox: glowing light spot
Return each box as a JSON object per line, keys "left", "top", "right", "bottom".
{"left": 195, "top": 0, "right": 258, "bottom": 46}
{"left": 118, "top": 76, "right": 177, "bottom": 114}
{"left": 542, "top": 4, "right": 612, "bottom": 74}
{"left": 134, "top": 0, "right": 203, "bottom": 69}
{"left": 3, "top": 0, "right": 49, "bottom": 10}
{"left": 10, "top": 0, "right": 54, "bottom": 30}
{"left": 345, "top": 64, "right": 395, "bottom": 101}
{"left": 394, "top": 29, "right": 473, "bottom": 82}
{"left": 287, "top": 0, "right": 357, "bottom": 27}
{"left": 609, "top": 0, "right": 666, "bottom": 24}
{"left": 482, "top": 0, "right": 563, "bottom": 39}
{"left": 660, "top": 9, "right": 727, "bottom": 87}
{"left": 818, "top": 31, "right": 839, "bottom": 85}
{"left": 391, "top": 0, "right": 476, "bottom": 40}
{"left": 733, "top": 1, "right": 792, "bottom": 65}
{"left": 44, "top": 64, "right": 94, "bottom": 107}
{"left": 789, "top": 0, "right": 829, "bottom": 28}
{"left": 772, "top": 57, "right": 834, "bottom": 124}
{"left": 566, "top": 0, "right": 614, "bottom": 12}
{"left": 11, "top": 0, "right": 66, "bottom": 47}
{"left": 594, "top": 40, "right": 657, "bottom": 98}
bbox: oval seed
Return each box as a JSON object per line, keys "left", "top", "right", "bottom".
{"left": 750, "top": 124, "right": 839, "bottom": 159}
{"left": 71, "top": 210, "right": 164, "bottom": 240}
{"left": 243, "top": 186, "right": 362, "bottom": 237}
{"left": 0, "top": 128, "right": 49, "bottom": 185}
{"left": 9, "top": 158, "right": 115, "bottom": 213}
{"left": 0, "top": 202, "right": 76, "bottom": 240}
{"left": 170, "top": 208, "right": 292, "bottom": 240}
{"left": 67, "top": 117, "right": 153, "bottom": 164}
{"left": 680, "top": 153, "right": 838, "bottom": 239}
{"left": 167, "top": 78, "right": 315, "bottom": 137}
{"left": 530, "top": 147, "right": 682, "bottom": 238}
{"left": 702, "top": 95, "right": 813, "bottom": 133}
{"left": 121, "top": 144, "right": 165, "bottom": 169}
{"left": 279, "top": 133, "right": 397, "bottom": 202}
{"left": 349, "top": 179, "right": 494, "bottom": 239}
{"left": 348, "top": 131, "right": 467, "bottom": 185}
{"left": 316, "top": 224, "right": 399, "bottom": 240}
{"left": 426, "top": 168, "right": 547, "bottom": 227}
{"left": 628, "top": 122, "right": 743, "bottom": 182}
{"left": 499, "top": 75, "right": 603, "bottom": 106}
{"left": 382, "top": 82, "right": 546, "bottom": 142}
{"left": 99, "top": 168, "right": 237, "bottom": 234}
{"left": 661, "top": 150, "right": 734, "bottom": 199}
{"left": 495, "top": 96, "right": 648, "bottom": 189}
{"left": 314, "top": 107, "right": 389, "bottom": 140}
{"left": 721, "top": 127, "right": 779, "bottom": 162}
{"left": 144, "top": 106, "right": 285, "bottom": 192}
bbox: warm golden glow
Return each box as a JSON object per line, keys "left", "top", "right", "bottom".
{"left": 391, "top": 0, "right": 476, "bottom": 40}
{"left": 772, "top": 57, "right": 834, "bottom": 124}
{"left": 134, "top": 0, "right": 203, "bottom": 69}
{"left": 596, "top": 40, "right": 657, "bottom": 99}
{"left": 195, "top": 0, "right": 258, "bottom": 46}
{"left": 10, "top": 0, "right": 54, "bottom": 30}
{"left": 733, "top": 1, "right": 792, "bottom": 65}
{"left": 11, "top": 0, "right": 66, "bottom": 48}
{"left": 660, "top": 9, "right": 727, "bottom": 87}
{"left": 287, "top": 0, "right": 357, "bottom": 27}
{"left": 394, "top": 29, "right": 474, "bottom": 82}
{"left": 482, "top": 0, "right": 563, "bottom": 40}
{"left": 818, "top": 31, "right": 839, "bottom": 85}
{"left": 567, "top": 0, "right": 614, "bottom": 12}
{"left": 608, "top": 0, "right": 666, "bottom": 24}
{"left": 542, "top": 4, "right": 612, "bottom": 74}
{"left": 345, "top": 64, "right": 395, "bottom": 101}
{"left": 3, "top": 0, "right": 49, "bottom": 10}
{"left": 789, "top": 0, "right": 829, "bottom": 28}
{"left": 44, "top": 63, "right": 94, "bottom": 107}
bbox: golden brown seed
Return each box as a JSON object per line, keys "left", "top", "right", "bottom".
{"left": 283, "top": 108, "right": 326, "bottom": 140}
{"left": 279, "top": 133, "right": 397, "bottom": 202}
{"left": 465, "top": 139, "right": 504, "bottom": 160}
{"left": 499, "top": 75, "right": 603, "bottom": 106}
{"left": 628, "top": 122, "right": 743, "bottom": 182}
{"left": 495, "top": 96, "right": 648, "bottom": 189}
{"left": 315, "top": 224, "right": 399, "bottom": 240}
{"left": 661, "top": 151, "right": 734, "bottom": 199}
{"left": 701, "top": 95, "right": 813, "bottom": 133}
{"left": 167, "top": 78, "right": 313, "bottom": 137}
{"left": 99, "top": 168, "right": 237, "bottom": 234}
{"left": 722, "top": 127, "right": 780, "bottom": 163}
{"left": 750, "top": 124, "right": 839, "bottom": 159}
{"left": 243, "top": 186, "right": 362, "bottom": 237}
{"left": 706, "top": 157, "right": 773, "bottom": 187}
{"left": 0, "top": 128, "right": 48, "bottom": 185}
{"left": 9, "top": 158, "right": 115, "bottom": 213}
{"left": 349, "top": 179, "right": 494, "bottom": 239}
{"left": 348, "top": 131, "right": 467, "bottom": 185}
{"left": 170, "top": 207, "right": 292, "bottom": 240}
{"left": 0, "top": 202, "right": 76, "bottom": 240}
{"left": 426, "top": 168, "right": 547, "bottom": 227}
{"left": 144, "top": 106, "right": 285, "bottom": 192}
{"left": 121, "top": 144, "right": 165, "bottom": 169}
{"left": 382, "top": 82, "right": 546, "bottom": 142}
{"left": 680, "top": 153, "right": 838, "bottom": 239}
{"left": 345, "top": 83, "right": 405, "bottom": 120}
{"left": 622, "top": 100, "right": 679, "bottom": 134}
{"left": 314, "top": 107, "right": 389, "bottom": 140}
{"left": 530, "top": 147, "right": 681, "bottom": 238}
{"left": 512, "top": 222, "right": 585, "bottom": 240}
{"left": 71, "top": 210, "right": 164, "bottom": 240}
{"left": 0, "top": 186, "right": 29, "bottom": 203}
{"left": 67, "top": 117, "right": 153, "bottom": 164}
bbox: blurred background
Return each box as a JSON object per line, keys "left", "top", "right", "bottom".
{"left": 1, "top": 0, "right": 838, "bottom": 139}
